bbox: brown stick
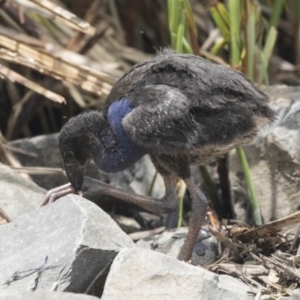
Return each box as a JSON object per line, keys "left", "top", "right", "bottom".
{"left": 237, "top": 211, "right": 300, "bottom": 242}
{"left": 209, "top": 226, "right": 243, "bottom": 259}
{"left": 0, "top": 207, "right": 11, "bottom": 223}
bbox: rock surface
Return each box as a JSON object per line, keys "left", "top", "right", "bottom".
{"left": 290, "top": 289, "right": 300, "bottom": 300}
{"left": 230, "top": 85, "right": 300, "bottom": 223}
{"left": 0, "top": 195, "right": 134, "bottom": 297}
{"left": 10, "top": 133, "right": 164, "bottom": 199}
{"left": 101, "top": 248, "right": 253, "bottom": 300}
{"left": 0, "top": 291, "right": 100, "bottom": 300}
{"left": 0, "top": 162, "right": 45, "bottom": 220}
{"left": 136, "top": 227, "right": 218, "bottom": 266}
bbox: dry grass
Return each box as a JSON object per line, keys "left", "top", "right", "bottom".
{"left": 206, "top": 213, "right": 300, "bottom": 298}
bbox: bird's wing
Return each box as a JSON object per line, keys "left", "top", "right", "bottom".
{"left": 122, "top": 85, "right": 201, "bottom": 153}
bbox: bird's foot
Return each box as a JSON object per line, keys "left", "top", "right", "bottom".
{"left": 37, "top": 177, "right": 109, "bottom": 209}
{"left": 36, "top": 183, "right": 75, "bottom": 209}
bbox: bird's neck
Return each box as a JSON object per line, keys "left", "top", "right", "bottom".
{"left": 94, "top": 99, "right": 147, "bottom": 173}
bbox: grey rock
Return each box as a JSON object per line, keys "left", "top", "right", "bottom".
{"left": 0, "top": 162, "right": 45, "bottom": 220}
{"left": 230, "top": 85, "right": 300, "bottom": 223}
{"left": 10, "top": 133, "right": 164, "bottom": 197}
{"left": 0, "top": 291, "right": 100, "bottom": 300}
{"left": 101, "top": 248, "right": 253, "bottom": 300}
{"left": 290, "top": 289, "right": 300, "bottom": 300}
{"left": 136, "top": 227, "right": 218, "bottom": 266}
{"left": 0, "top": 195, "right": 134, "bottom": 297}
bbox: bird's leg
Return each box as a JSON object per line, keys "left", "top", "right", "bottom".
{"left": 154, "top": 153, "right": 208, "bottom": 262}
{"left": 37, "top": 174, "right": 178, "bottom": 214}
{"left": 179, "top": 176, "right": 208, "bottom": 261}
{"left": 82, "top": 176, "right": 178, "bottom": 214}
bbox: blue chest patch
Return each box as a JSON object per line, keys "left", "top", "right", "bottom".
{"left": 107, "top": 98, "right": 134, "bottom": 135}
{"left": 94, "top": 99, "right": 147, "bottom": 173}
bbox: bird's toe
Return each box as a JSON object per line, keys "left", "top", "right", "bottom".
{"left": 36, "top": 183, "right": 75, "bottom": 209}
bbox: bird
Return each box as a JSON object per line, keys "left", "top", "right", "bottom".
{"left": 38, "top": 50, "right": 275, "bottom": 262}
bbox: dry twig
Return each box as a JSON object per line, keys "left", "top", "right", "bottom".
{"left": 237, "top": 211, "right": 300, "bottom": 242}
{"left": 9, "top": 0, "right": 96, "bottom": 34}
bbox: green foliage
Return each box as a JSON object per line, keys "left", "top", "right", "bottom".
{"left": 209, "top": 0, "right": 283, "bottom": 83}
{"left": 168, "top": 0, "right": 193, "bottom": 53}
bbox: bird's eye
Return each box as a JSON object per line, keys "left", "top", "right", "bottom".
{"left": 64, "top": 151, "right": 74, "bottom": 160}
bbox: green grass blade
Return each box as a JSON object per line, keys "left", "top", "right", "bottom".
{"left": 210, "top": 37, "right": 226, "bottom": 55}
{"left": 183, "top": 37, "right": 193, "bottom": 54}
{"left": 258, "top": 51, "right": 270, "bottom": 85}
{"left": 228, "top": 0, "right": 242, "bottom": 66}
{"left": 245, "top": 0, "right": 256, "bottom": 80}
{"left": 236, "top": 147, "right": 263, "bottom": 225}
{"left": 258, "top": 26, "right": 277, "bottom": 83}
{"left": 168, "top": 0, "right": 183, "bottom": 49}
{"left": 210, "top": 3, "right": 230, "bottom": 42}
{"left": 176, "top": 9, "right": 186, "bottom": 53}
{"left": 177, "top": 179, "right": 187, "bottom": 228}
{"left": 269, "top": 0, "right": 284, "bottom": 28}
{"left": 148, "top": 171, "right": 158, "bottom": 196}
{"left": 169, "top": 0, "right": 180, "bottom": 33}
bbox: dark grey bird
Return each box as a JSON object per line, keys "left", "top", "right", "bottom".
{"left": 39, "top": 50, "right": 274, "bottom": 262}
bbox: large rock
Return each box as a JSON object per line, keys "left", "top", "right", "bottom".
{"left": 230, "top": 85, "right": 300, "bottom": 223}
{"left": 0, "top": 291, "right": 100, "bottom": 300}
{"left": 0, "top": 195, "right": 134, "bottom": 297}
{"left": 0, "top": 162, "right": 45, "bottom": 220}
{"left": 10, "top": 134, "right": 164, "bottom": 199}
{"left": 101, "top": 248, "right": 252, "bottom": 300}
{"left": 136, "top": 227, "right": 218, "bottom": 266}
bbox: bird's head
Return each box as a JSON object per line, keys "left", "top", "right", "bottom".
{"left": 58, "top": 111, "right": 105, "bottom": 193}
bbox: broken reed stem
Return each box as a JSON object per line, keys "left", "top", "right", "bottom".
{"left": 0, "top": 207, "right": 11, "bottom": 223}
{"left": 237, "top": 211, "right": 300, "bottom": 242}
{"left": 209, "top": 226, "right": 242, "bottom": 259}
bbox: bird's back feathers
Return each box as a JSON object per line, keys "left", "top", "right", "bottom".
{"left": 104, "top": 52, "right": 274, "bottom": 164}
